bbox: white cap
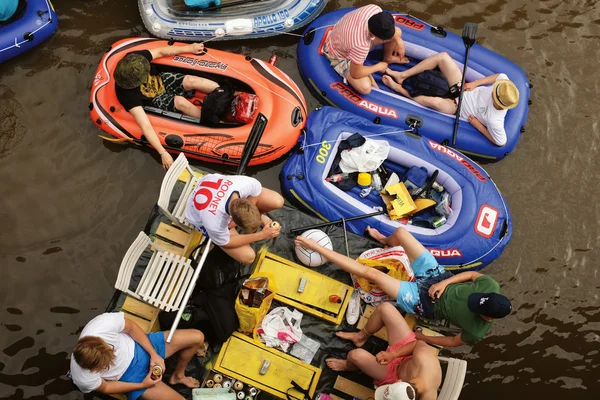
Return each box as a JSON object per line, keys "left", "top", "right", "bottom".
{"left": 374, "top": 382, "right": 416, "bottom": 400}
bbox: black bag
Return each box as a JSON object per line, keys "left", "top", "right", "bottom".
{"left": 402, "top": 69, "right": 457, "bottom": 99}
{"left": 200, "top": 82, "right": 235, "bottom": 127}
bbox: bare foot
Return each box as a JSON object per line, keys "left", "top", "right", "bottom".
{"left": 399, "top": 56, "right": 410, "bottom": 64}
{"left": 382, "top": 75, "right": 404, "bottom": 92}
{"left": 170, "top": 374, "right": 200, "bottom": 388}
{"left": 385, "top": 68, "right": 405, "bottom": 81}
{"left": 366, "top": 226, "right": 387, "bottom": 245}
{"left": 326, "top": 358, "right": 356, "bottom": 372}
{"left": 336, "top": 331, "right": 369, "bottom": 348}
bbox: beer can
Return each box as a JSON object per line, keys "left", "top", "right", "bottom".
{"left": 432, "top": 216, "right": 447, "bottom": 228}
{"left": 151, "top": 365, "right": 162, "bottom": 380}
{"left": 233, "top": 381, "right": 244, "bottom": 391}
{"left": 213, "top": 374, "right": 223, "bottom": 383}
{"left": 237, "top": 391, "right": 246, "bottom": 400}
{"left": 214, "top": 383, "right": 222, "bottom": 389}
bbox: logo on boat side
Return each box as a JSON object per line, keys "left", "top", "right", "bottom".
{"left": 428, "top": 248, "right": 462, "bottom": 258}
{"left": 427, "top": 140, "right": 487, "bottom": 182}
{"left": 393, "top": 16, "right": 425, "bottom": 31}
{"left": 330, "top": 82, "right": 398, "bottom": 119}
{"left": 254, "top": 9, "right": 290, "bottom": 27}
{"left": 475, "top": 205, "right": 499, "bottom": 238}
{"left": 173, "top": 56, "right": 228, "bottom": 71}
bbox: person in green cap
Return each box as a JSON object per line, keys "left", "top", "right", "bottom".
{"left": 114, "top": 43, "right": 219, "bottom": 169}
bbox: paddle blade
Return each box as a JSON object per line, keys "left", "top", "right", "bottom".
{"left": 462, "top": 22, "right": 478, "bottom": 47}
{"left": 98, "top": 135, "right": 134, "bottom": 143}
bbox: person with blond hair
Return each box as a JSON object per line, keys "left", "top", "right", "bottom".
{"left": 70, "top": 312, "right": 204, "bottom": 399}
{"left": 184, "top": 174, "right": 284, "bottom": 264}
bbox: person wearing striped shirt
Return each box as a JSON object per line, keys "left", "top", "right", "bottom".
{"left": 324, "top": 5, "right": 408, "bottom": 95}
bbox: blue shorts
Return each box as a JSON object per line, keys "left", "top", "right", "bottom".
{"left": 396, "top": 251, "right": 445, "bottom": 314}
{"left": 119, "top": 332, "right": 167, "bottom": 400}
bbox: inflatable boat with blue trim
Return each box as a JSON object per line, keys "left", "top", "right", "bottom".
{"left": 139, "top": 0, "right": 327, "bottom": 42}
{"left": 0, "top": 0, "right": 58, "bottom": 63}
{"left": 281, "top": 107, "right": 512, "bottom": 271}
{"left": 298, "top": 9, "right": 531, "bottom": 161}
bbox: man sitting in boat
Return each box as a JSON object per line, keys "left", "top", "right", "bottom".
{"left": 184, "top": 174, "right": 284, "bottom": 264}
{"left": 382, "top": 52, "right": 519, "bottom": 146}
{"left": 326, "top": 302, "right": 441, "bottom": 400}
{"left": 114, "top": 43, "right": 219, "bottom": 169}
{"left": 323, "top": 4, "right": 409, "bottom": 95}
{"left": 70, "top": 312, "right": 205, "bottom": 399}
{"left": 295, "top": 226, "right": 512, "bottom": 347}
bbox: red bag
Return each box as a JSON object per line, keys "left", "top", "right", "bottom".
{"left": 225, "top": 92, "right": 259, "bottom": 124}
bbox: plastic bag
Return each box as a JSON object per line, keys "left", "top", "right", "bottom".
{"left": 256, "top": 307, "right": 303, "bottom": 352}
{"left": 339, "top": 138, "right": 390, "bottom": 173}
{"left": 351, "top": 247, "right": 415, "bottom": 306}
{"left": 192, "top": 388, "right": 235, "bottom": 400}
{"left": 234, "top": 272, "right": 276, "bottom": 334}
{"left": 225, "top": 93, "right": 259, "bottom": 124}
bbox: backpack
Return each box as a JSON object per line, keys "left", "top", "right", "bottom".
{"left": 200, "top": 82, "right": 235, "bottom": 127}
{"left": 401, "top": 69, "right": 455, "bottom": 98}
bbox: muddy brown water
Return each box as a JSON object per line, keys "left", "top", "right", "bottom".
{"left": 1, "top": 0, "right": 599, "bottom": 398}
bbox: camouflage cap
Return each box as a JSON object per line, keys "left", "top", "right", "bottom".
{"left": 114, "top": 53, "right": 151, "bottom": 89}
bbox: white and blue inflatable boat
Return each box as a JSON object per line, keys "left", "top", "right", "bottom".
{"left": 298, "top": 9, "right": 531, "bottom": 161}
{"left": 0, "top": 0, "right": 58, "bottom": 63}
{"left": 139, "top": 0, "right": 327, "bottom": 41}
{"left": 281, "top": 107, "right": 512, "bottom": 271}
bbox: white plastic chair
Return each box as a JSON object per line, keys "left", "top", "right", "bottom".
{"left": 157, "top": 153, "right": 203, "bottom": 230}
{"left": 115, "top": 232, "right": 195, "bottom": 312}
{"left": 437, "top": 356, "right": 468, "bottom": 400}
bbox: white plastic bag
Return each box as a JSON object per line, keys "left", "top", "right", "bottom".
{"left": 257, "top": 307, "right": 303, "bottom": 352}
{"left": 339, "top": 139, "right": 390, "bottom": 173}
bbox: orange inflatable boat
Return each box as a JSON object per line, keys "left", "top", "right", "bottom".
{"left": 90, "top": 38, "right": 307, "bottom": 166}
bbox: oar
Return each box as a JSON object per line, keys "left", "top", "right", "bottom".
{"left": 451, "top": 22, "right": 478, "bottom": 147}
{"left": 166, "top": 111, "right": 267, "bottom": 343}
{"left": 289, "top": 210, "right": 387, "bottom": 235}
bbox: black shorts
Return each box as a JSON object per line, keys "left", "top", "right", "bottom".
{"left": 417, "top": 271, "right": 454, "bottom": 319}
{"left": 151, "top": 72, "right": 195, "bottom": 112}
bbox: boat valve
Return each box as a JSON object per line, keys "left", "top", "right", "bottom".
{"left": 269, "top": 55, "right": 278, "bottom": 66}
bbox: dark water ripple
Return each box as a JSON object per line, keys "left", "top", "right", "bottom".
{"left": 1, "top": 0, "right": 599, "bottom": 398}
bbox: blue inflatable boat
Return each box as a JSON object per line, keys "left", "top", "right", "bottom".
{"left": 281, "top": 107, "right": 512, "bottom": 271}
{"left": 0, "top": 0, "right": 58, "bottom": 63}
{"left": 297, "top": 9, "right": 531, "bottom": 161}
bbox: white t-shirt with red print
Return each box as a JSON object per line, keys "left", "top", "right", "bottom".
{"left": 184, "top": 174, "right": 262, "bottom": 246}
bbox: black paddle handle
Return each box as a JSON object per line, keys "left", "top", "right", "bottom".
{"left": 289, "top": 210, "right": 387, "bottom": 235}
{"left": 451, "top": 45, "right": 472, "bottom": 146}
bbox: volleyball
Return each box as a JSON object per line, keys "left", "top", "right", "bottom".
{"left": 295, "top": 229, "right": 333, "bottom": 267}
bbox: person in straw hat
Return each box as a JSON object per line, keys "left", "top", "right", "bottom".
{"left": 382, "top": 52, "right": 519, "bottom": 146}
{"left": 114, "top": 43, "right": 219, "bottom": 170}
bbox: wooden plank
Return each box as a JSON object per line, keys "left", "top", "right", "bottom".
{"left": 183, "top": 230, "right": 205, "bottom": 257}
{"left": 330, "top": 395, "right": 345, "bottom": 400}
{"left": 334, "top": 376, "right": 375, "bottom": 400}
{"left": 156, "top": 222, "right": 190, "bottom": 247}
{"left": 122, "top": 296, "right": 159, "bottom": 321}
{"left": 153, "top": 238, "right": 185, "bottom": 256}
{"left": 123, "top": 313, "right": 153, "bottom": 333}
{"left": 357, "top": 316, "right": 388, "bottom": 341}
{"left": 363, "top": 305, "right": 375, "bottom": 318}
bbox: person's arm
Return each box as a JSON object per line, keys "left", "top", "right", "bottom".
{"left": 149, "top": 43, "right": 205, "bottom": 60}
{"left": 349, "top": 61, "right": 388, "bottom": 80}
{"left": 468, "top": 115, "right": 503, "bottom": 145}
{"left": 220, "top": 224, "right": 280, "bottom": 249}
{"left": 122, "top": 319, "right": 165, "bottom": 373}
{"left": 96, "top": 372, "right": 158, "bottom": 394}
{"left": 375, "top": 339, "right": 418, "bottom": 365}
{"left": 428, "top": 271, "right": 483, "bottom": 299}
{"left": 129, "top": 106, "right": 173, "bottom": 169}
{"left": 383, "top": 28, "right": 408, "bottom": 63}
{"left": 415, "top": 331, "right": 466, "bottom": 348}
{"left": 464, "top": 73, "right": 500, "bottom": 91}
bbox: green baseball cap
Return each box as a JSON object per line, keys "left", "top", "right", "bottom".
{"left": 114, "top": 53, "right": 151, "bottom": 89}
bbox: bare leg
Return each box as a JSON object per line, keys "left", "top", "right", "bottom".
{"left": 326, "top": 349, "right": 388, "bottom": 381}
{"left": 141, "top": 381, "right": 185, "bottom": 400}
{"left": 381, "top": 75, "right": 456, "bottom": 114}
{"left": 346, "top": 72, "right": 374, "bottom": 95}
{"left": 367, "top": 227, "right": 428, "bottom": 263}
{"left": 182, "top": 75, "right": 219, "bottom": 93}
{"left": 220, "top": 228, "right": 256, "bottom": 264}
{"left": 370, "top": 302, "right": 414, "bottom": 345}
{"left": 174, "top": 96, "right": 200, "bottom": 118}
{"left": 385, "top": 52, "right": 462, "bottom": 85}
{"left": 163, "top": 330, "right": 204, "bottom": 389}
{"left": 253, "top": 188, "right": 284, "bottom": 214}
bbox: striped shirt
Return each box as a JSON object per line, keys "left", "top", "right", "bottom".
{"left": 325, "top": 5, "right": 382, "bottom": 65}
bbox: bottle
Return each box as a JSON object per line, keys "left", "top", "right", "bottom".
{"left": 431, "top": 215, "right": 447, "bottom": 228}
{"left": 359, "top": 186, "right": 373, "bottom": 198}
{"left": 151, "top": 365, "right": 163, "bottom": 380}
{"left": 326, "top": 173, "right": 349, "bottom": 183}
{"left": 329, "top": 294, "right": 342, "bottom": 304}
{"left": 431, "top": 181, "right": 444, "bottom": 192}
{"left": 371, "top": 172, "right": 383, "bottom": 192}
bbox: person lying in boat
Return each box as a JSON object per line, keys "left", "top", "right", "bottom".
{"left": 382, "top": 52, "right": 519, "bottom": 146}
{"left": 326, "top": 302, "right": 441, "bottom": 400}
{"left": 70, "top": 312, "right": 205, "bottom": 400}
{"left": 323, "top": 4, "right": 409, "bottom": 95}
{"left": 184, "top": 173, "right": 284, "bottom": 264}
{"left": 114, "top": 43, "right": 219, "bottom": 170}
{"left": 294, "top": 226, "right": 512, "bottom": 347}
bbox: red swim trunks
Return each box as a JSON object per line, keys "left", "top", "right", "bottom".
{"left": 373, "top": 332, "right": 417, "bottom": 387}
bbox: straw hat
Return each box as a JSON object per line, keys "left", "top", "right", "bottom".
{"left": 492, "top": 79, "right": 519, "bottom": 110}
{"left": 114, "top": 53, "right": 151, "bottom": 89}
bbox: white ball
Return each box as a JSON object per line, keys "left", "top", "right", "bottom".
{"left": 295, "top": 229, "right": 333, "bottom": 267}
